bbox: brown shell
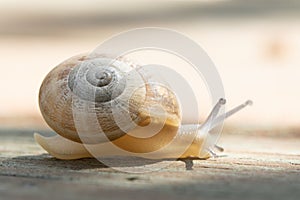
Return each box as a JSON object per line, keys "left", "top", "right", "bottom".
{"left": 39, "top": 54, "right": 181, "bottom": 146}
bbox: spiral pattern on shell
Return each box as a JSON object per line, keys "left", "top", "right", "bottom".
{"left": 68, "top": 58, "right": 130, "bottom": 103}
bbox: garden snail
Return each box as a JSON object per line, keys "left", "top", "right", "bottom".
{"left": 35, "top": 53, "right": 252, "bottom": 160}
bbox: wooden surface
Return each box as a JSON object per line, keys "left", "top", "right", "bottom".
{"left": 0, "top": 129, "right": 299, "bottom": 200}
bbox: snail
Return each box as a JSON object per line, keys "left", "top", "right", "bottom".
{"left": 35, "top": 54, "right": 252, "bottom": 160}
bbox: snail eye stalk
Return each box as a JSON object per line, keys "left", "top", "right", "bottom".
{"left": 200, "top": 98, "right": 253, "bottom": 132}
{"left": 210, "top": 99, "right": 253, "bottom": 130}
{"left": 200, "top": 98, "right": 226, "bottom": 132}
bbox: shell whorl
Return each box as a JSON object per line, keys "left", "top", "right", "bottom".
{"left": 68, "top": 58, "right": 129, "bottom": 103}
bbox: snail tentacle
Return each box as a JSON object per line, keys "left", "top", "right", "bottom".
{"left": 200, "top": 98, "right": 226, "bottom": 132}
{"left": 210, "top": 99, "right": 253, "bottom": 130}
{"left": 214, "top": 144, "right": 224, "bottom": 152}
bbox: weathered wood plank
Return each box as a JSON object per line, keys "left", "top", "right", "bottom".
{"left": 0, "top": 129, "right": 299, "bottom": 200}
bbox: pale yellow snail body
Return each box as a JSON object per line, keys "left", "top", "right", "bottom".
{"left": 35, "top": 54, "right": 252, "bottom": 160}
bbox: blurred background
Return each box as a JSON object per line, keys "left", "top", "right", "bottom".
{"left": 0, "top": 0, "right": 299, "bottom": 132}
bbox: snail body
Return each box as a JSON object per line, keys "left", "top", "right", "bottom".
{"left": 36, "top": 54, "right": 252, "bottom": 160}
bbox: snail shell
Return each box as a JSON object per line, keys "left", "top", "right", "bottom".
{"left": 39, "top": 54, "right": 181, "bottom": 153}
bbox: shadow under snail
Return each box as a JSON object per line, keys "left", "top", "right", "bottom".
{"left": 35, "top": 54, "right": 252, "bottom": 160}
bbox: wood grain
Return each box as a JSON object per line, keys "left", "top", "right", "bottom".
{"left": 0, "top": 129, "right": 299, "bottom": 200}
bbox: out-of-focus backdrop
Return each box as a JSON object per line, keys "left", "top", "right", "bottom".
{"left": 0, "top": 0, "right": 299, "bottom": 131}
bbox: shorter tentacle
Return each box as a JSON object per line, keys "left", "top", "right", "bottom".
{"left": 213, "top": 144, "right": 224, "bottom": 152}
